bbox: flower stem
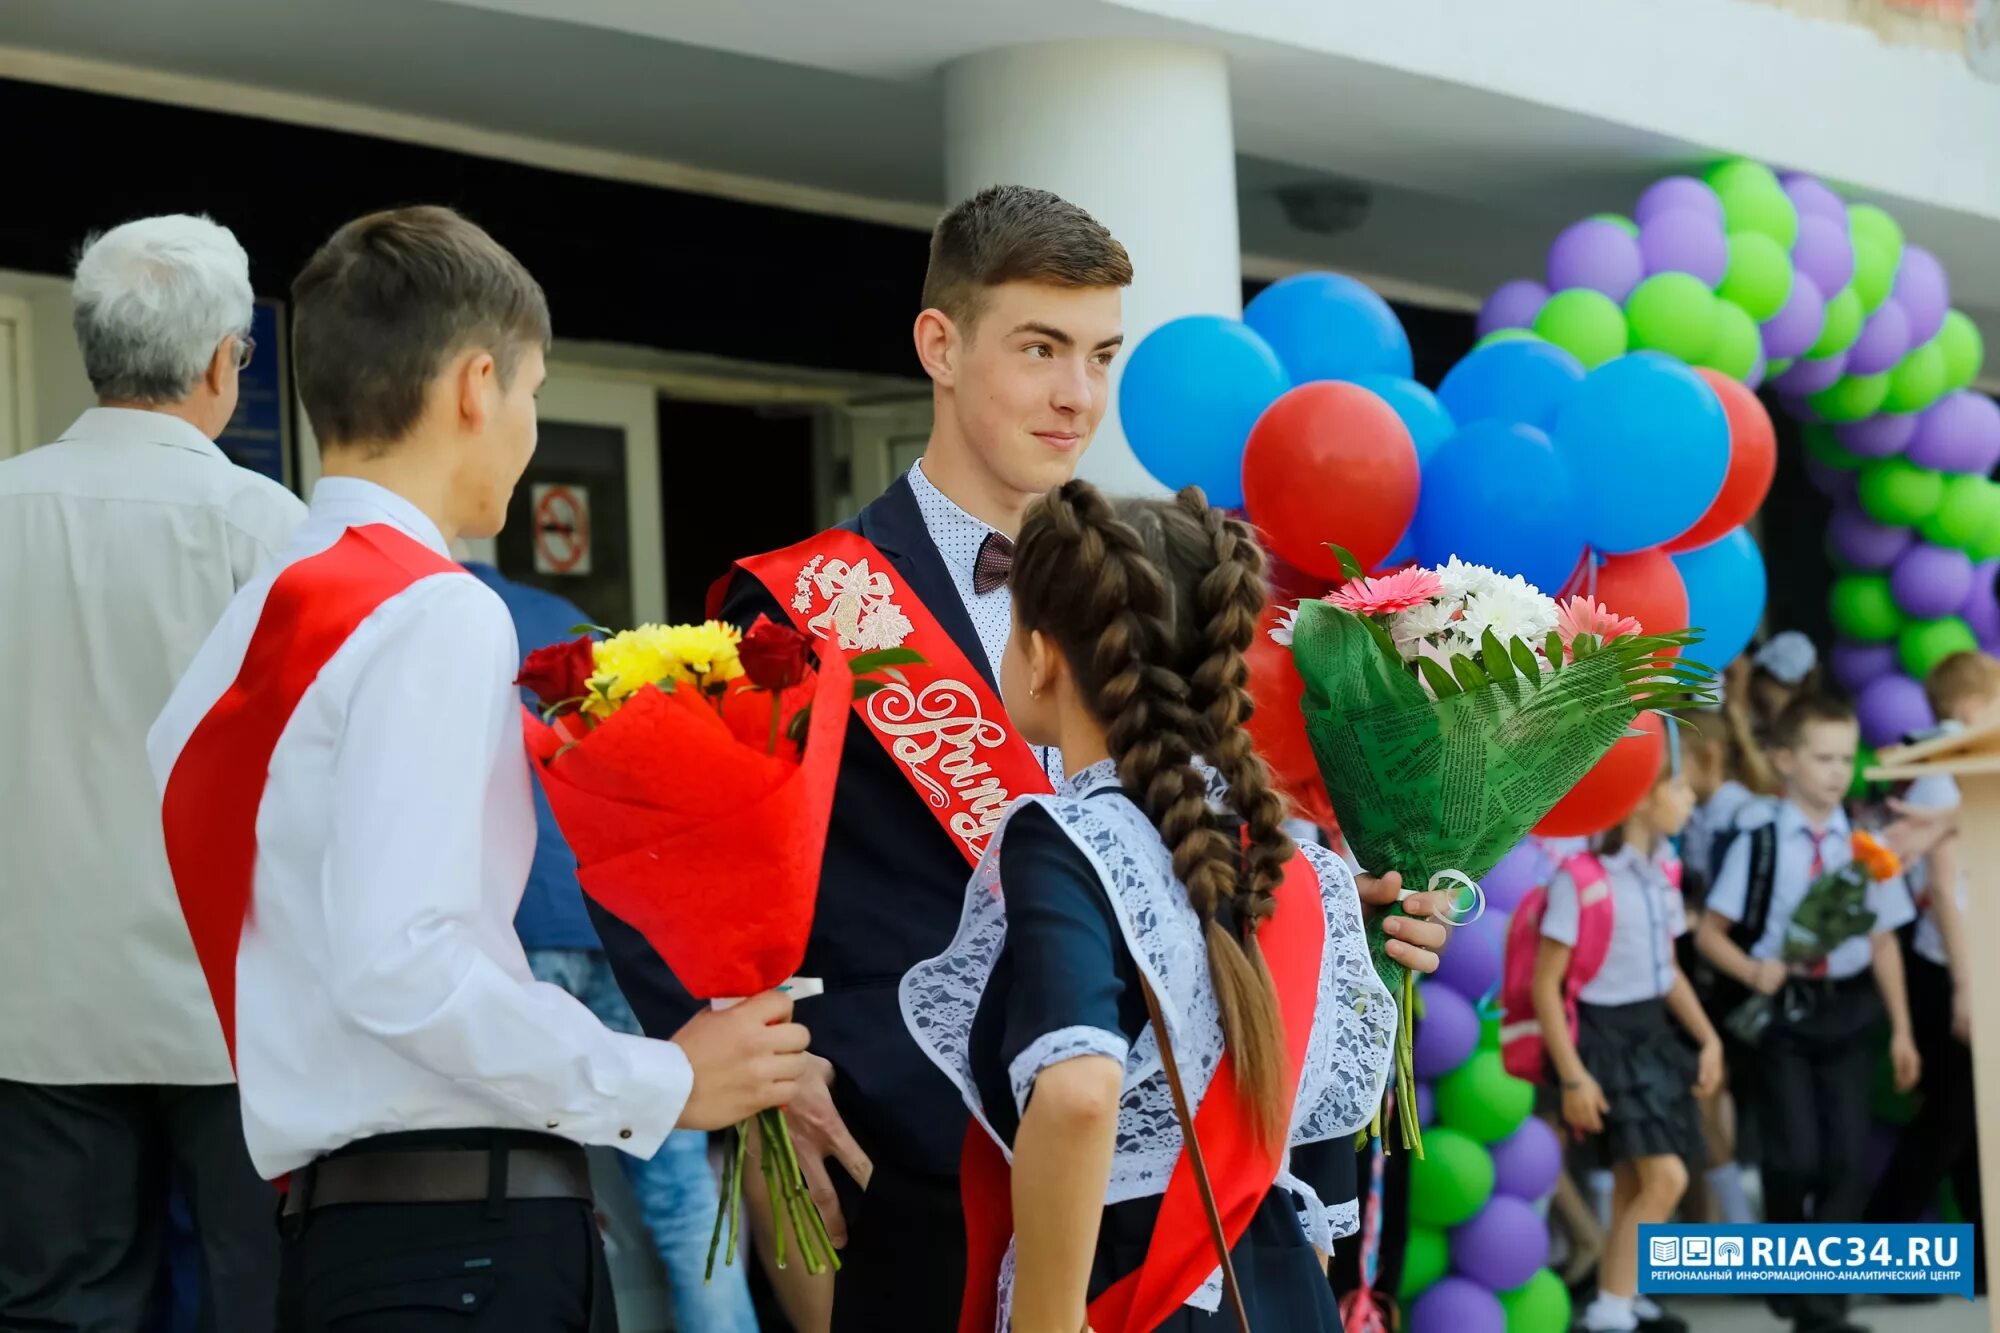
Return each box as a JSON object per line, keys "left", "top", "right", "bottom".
{"left": 767, "top": 693, "right": 782, "bottom": 755}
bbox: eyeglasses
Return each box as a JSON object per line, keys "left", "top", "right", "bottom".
{"left": 232, "top": 335, "right": 256, "bottom": 371}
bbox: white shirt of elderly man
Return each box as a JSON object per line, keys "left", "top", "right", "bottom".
{"left": 0, "top": 214, "right": 303, "bottom": 1333}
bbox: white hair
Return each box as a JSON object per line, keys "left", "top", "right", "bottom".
{"left": 72, "top": 214, "right": 253, "bottom": 404}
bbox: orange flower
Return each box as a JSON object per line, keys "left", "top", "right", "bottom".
{"left": 1850, "top": 830, "right": 1900, "bottom": 881}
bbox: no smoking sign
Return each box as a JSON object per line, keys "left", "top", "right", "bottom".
{"left": 531, "top": 483, "right": 591, "bottom": 576}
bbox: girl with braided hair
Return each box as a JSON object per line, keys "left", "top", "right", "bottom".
{"left": 902, "top": 480, "right": 1450, "bottom": 1332}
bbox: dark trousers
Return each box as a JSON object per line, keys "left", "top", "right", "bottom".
{"left": 1867, "top": 953, "right": 1985, "bottom": 1286}
{"left": 1757, "top": 978, "right": 1880, "bottom": 1330}
{"left": 828, "top": 1159, "right": 965, "bottom": 1333}
{"left": 0, "top": 1079, "right": 278, "bottom": 1333}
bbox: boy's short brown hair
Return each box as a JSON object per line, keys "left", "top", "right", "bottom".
{"left": 1924, "top": 649, "right": 2000, "bottom": 720}
{"left": 921, "top": 185, "right": 1131, "bottom": 334}
{"left": 1771, "top": 693, "right": 1857, "bottom": 750}
{"left": 292, "top": 206, "right": 550, "bottom": 451}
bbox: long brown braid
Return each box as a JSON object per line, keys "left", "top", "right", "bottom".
{"left": 1012, "top": 480, "right": 1295, "bottom": 1146}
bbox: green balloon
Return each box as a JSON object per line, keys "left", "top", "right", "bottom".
{"left": 1477, "top": 328, "right": 1543, "bottom": 350}
{"left": 1707, "top": 159, "right": 1798, "bottom": 247}
{"left": 1802, "top": 423, "right": 1863, "bottom": 472}
{"left": 1399, "top": 1225, "right": 1450, "bottom": 1301}
{"left": 1768, "top": 357, "right": 1795, "bottom": 378}
{"left": 1500, "top": 1269, "right": 1574, "bottom": 1333}
{"left": 1900, "top": 617, "right": 1979, "bottom": 679}
{"left": 1718, "top": 233, "right": 1794, "bottom": 322}
{"left": 1409, "top": 1127, "right": 1495, "bottom": 1228}
{"left": 1808, "top": 372, "right": 1892, "bottom": 423}
{"left": 1701, "top": 300, "right": 1763, "bottom": 380}
{"left": 1972, "top": 508, "right": 2000, "bottom": 564}
{"left": 1625, "top": 272, "right": 1719, "bottom": 363}
{"left": 1848, "top": 203, "right": 1906, "bottom": 264}
{"left": 1852, "top": 237, "right": 1899, "bottom": 314}
{"left": 1920, "top": 474, "right": 2000, "bottom": 551}
{"left": 1939, "top": 310, "right": 1985, "bottom": 391}
{"left": 1436, "top": 1049, "right": 1533, "bottom": 1143}
{"left": 1885, "top": 341, "right": 1948, "bottom": 415}
{"left": 1858, "top": 456, "right": 1945, "bottom": 526}
{"left": 1811, "top": 288, "right": 1865, "bottom": 358}
{"left": 1591, "top": 212, "right": 1640, "bottom": 238}
{"left": 1849, "top": 744, "right": 1879, "bottom": 802}
{"left": 1534, "top": 289, "right": 1628, "bottom": 369}
{"left": 1828, "top": 572, "right": 1906, "bottom": 643}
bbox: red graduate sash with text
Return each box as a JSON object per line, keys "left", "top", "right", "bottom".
{"left": 160, "top": 525, "right": 458, "bottom": 1062}
{"left": 733, "top": 529, "right": 1053, "bottom": 864}
{"left": 959, "top": 853, "right": 1326, "bottom": 1333}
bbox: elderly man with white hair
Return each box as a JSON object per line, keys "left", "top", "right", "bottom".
{"left": 0, "top": 215, "right": 303, "bottom": 1330}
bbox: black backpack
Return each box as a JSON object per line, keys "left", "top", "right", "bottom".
{"left": 1691, "top": 817, "right": 1779, "bottom": 1022}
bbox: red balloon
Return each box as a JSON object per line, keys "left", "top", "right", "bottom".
{"left": 1245, "top": 612, "right": 1337, "bottom": 831}
{"left": 1533, "top": 712, "right": 1666, "bottom": 838}
{"left": 1591, "top": 548, "right": 1689, "bottom": 641}
{"left": 1242, "top": 382, "right": 1419, "bottom": 579}
{"left": 1665, "top": 370, "right": 1777, "bottom": 553}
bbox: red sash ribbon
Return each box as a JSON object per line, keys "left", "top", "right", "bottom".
{"left": 160, "top": 525, "right": 458, "bottom": 1062}
{"left": 737, "top": 527, "right": 1330, "bottom": 1332}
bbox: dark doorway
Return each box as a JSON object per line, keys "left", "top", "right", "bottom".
{"left": 660, "top": 398, "right": 820, "bottom": 621}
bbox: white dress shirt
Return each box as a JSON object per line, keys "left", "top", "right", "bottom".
{"left": 148, "top": 477, "right": 690, "bottom": 1177}
{"left": 1540, "top": 844, "right": 1687, "bottom": 1005}
{"left": 1706, "top": 801, "right": 1914, "bottom": 981}
{"left": 0, "top": 408, "right": 305, "bottom": 1086}
{"left": 1899, "top": 765, "right": 1963, "bottom": 969}
{"left": 906, "top": 460, "right": 1064, "bottom": 787}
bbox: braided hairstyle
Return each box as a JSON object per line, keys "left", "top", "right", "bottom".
{"left": 1012, "top": 480, "right": 1296, "bottom": 1146}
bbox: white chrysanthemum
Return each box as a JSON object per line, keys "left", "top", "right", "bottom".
{"left": 1464, "top": 576, "right": 1558, "bottom": 649}
{"left": 1434, "top": 557, "right": 1502, "bottom": 603}
{"left": 1389, "top": 599, "right": 1455, "bottom": 644}
{"left": 1271, "top": 604, "right": 1301, "bottom": 647}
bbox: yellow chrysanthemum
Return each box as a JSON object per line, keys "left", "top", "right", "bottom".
{"left": 581, "top": 621, "right": 745, "bottom": 719}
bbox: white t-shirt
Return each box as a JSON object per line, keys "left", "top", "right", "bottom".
{"left": 1540, "top": 845, "right": 1687, "bottom": 1005}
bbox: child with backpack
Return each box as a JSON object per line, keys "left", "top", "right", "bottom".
{"left": 1504, "top": 740, "right": 1722, "bottom": 1333}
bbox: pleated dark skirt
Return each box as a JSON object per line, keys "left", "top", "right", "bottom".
{"left": 1575, "top": 998, "right": 1708, "bottom": 1170}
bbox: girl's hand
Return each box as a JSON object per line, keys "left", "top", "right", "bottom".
{"left": 1693, "top": 1038, "right": 1724, "bottom": 1098}
{"left": 1561, "top": 1073, "right": 1609, "bottom": 1135}
{"left": 1954, "top": 985, "right": 1972, "bottom": 1045}
{"left": 1891, "top": 1031, "right": 1922, "bottom": 1093}
{"left": 1357, "top": 872, "right": 1449, "bottom": 974}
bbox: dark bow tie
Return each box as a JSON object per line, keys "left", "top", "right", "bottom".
{"left": 973, "top": 531, "right": 1015, "bottom": 596}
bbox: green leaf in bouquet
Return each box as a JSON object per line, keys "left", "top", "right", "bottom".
{"left": 1324, "top": 544, "right": 1368, "bottom": 583}
{"left": 1545, "top": 630, "right": 1564, "bottom": 665}
{"left": 1573, "top": 633, "right": 1598, "bottom": 659}
{"left": 1418, "top": 657, "right": 1463, "bottom": 699}
{"left": 1482, "top": 630, "right": 1517, "bottom": 683}
{"left": 852, "top": 679, "right": 892, "bottom": 701}
{"left": 1449, "top": 654, "right": 1490, "bottom": 694}
{"left": 1511, "top": 637, "right": 1544, "bottom": 680}
{"left": 847, "top": 647, "right": 926, "bottom": 676}
{"left": 568, "top": 622, "right": 613, "bottom": 638}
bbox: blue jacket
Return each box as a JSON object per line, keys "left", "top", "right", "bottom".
{"left": 592, "top": 476, "right": 990, "bottom": 1175}
{"left": 462, "top": 562, "right": 603, "bottom": 952}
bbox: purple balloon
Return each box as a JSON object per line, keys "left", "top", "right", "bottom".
{"left": 1857, "top": 673, "right": 1937, "bottom": 747}
{"left": 1413, "top": 983, "right": 1480, "bottom": 1079}
{"left": 1547, "top": 219, "right": 1644, "bottom": 302}
{"left": 1480, "top": 841, "right": 1547, "bottom": 915}
{"left": 1638, "top": 208, "right": 1729, "bottom": 286}
{"left": 1636, "top": 175, "right": 1724, "bottom": 226}
{"left": 1829, "top": 502, "right": 1916, "bottom": 569}
{"left": 1847, "top": 300, "right": 1913, "bottom": 376}
{"left": 1782, "top": 172, "right": 1849, "bottom": 224}
{"left": 1908, "top": 392, "right": 2000, "bottom": 475}
{"left": 1412, "top": 1278, "right": 1506, "bottom": 1333}
{"left": 1746, "top": 350, "right": 1768, "bottom": 391}
{"left": 1894, "top": 245, "right": 1950, "bottom": 345}
{"left": 1478, "top": 279, "right": 1549, "bottom": 337}
{"left": 1792, "top": 213, "right": 1857, "bottom": 299}
{"left": 1490, "top": 1116, "right": 1563, "bottom": 1201}
{"left": 1961, "top": 561, "right": 2000, "bottom": 643}
{"left": 1775, "top": 349, "right": 1848, "bottom": 395}
{"left": 1804, "top": 453, "right": 1858, "bottom": 501}
{"left": 1830, "top": 639, "right": 1901, "bottom": 692}
{"left": 1760, "top": 276, "right": 1828, "bottom": 361}
{"left": 1416, "top": 1080, "right": 1437, "bottom": 1128}
{"left": 1452, "top": 1196, "right": 1550, "bottom": 1291}
{"left": 1892, "top": 544, "right": 1975, "bottom": 619}
{"left": 1431, "top": 914, "right": 1502, "bottom": 1003}
{"left": 1835, "top": 412, "right": 1918, "bottom": 459}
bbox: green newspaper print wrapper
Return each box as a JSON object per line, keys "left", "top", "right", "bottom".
{"left": 1288, "top": 597, "right": 1704, "bottom": 1152}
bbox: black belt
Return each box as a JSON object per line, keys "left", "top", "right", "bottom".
{"left": 281, "top": 1130, "right": 592, "bottom": 1217}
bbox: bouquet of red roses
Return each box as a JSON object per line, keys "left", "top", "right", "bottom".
{"left": 519, "top": 614, "right": 916, "bottom": 1278}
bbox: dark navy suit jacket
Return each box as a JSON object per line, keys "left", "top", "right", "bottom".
{"left": 591, "top": 474, "right": 1007, "bottom": 1176}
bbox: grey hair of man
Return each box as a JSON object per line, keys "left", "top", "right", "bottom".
{"left": 72, "top": 214, "right": 253, "bottom": 404}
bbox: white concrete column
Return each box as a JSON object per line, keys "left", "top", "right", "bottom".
{"left": 943, "top": 41, "right": 1242, "bottom": 496}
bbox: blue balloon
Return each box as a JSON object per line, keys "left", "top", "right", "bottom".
{"left": 1356, "top": 375, "right": 1456, "bottom": 568}
{"left": 1435, "top": 340, "right": 1586, "bottom": 433}
{"left": 1550, "top": 352, "right": 1731, "bottom": 555}
{"left": 1121, "top": 316, "right": 1290, "bottom": 508}
{"left": 1671, "top": 527, "right": 1767, "bottom": 668}
{"left": 1413, "top": 421, "right": 1587, "bottom": 594}
{"left": 1244, "top": 272, "right": 1413, "bottom": 385}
